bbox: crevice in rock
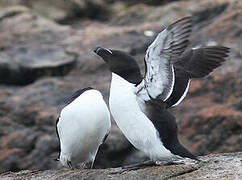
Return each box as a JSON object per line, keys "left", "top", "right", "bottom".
{"left": 0, "top": 60, "right": 76, "bottom": 86}
{"left": 0, "top": 10, "right": 23, "bottom": 22}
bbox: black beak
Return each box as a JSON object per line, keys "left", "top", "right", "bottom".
{"left": 94, "top": 47, "right": 112, "bottom": 55}
{"left": 94, "top": 47, "right": 102, "bottom": 54}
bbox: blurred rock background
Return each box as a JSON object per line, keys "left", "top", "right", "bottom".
{"left": 0, "top": 0, "right": 241, "bottom": 173}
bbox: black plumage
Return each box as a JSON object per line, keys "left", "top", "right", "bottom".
{"left": 64, "top": 87, "right": 94, "bottom": 106}
{"left": 144, "top": 102, "right": 198, "bottom": 160}
{"left": 175, "top": 46, "right": 230, "bottom": 78}
{"left": 165, "top": 46, "right": 230, "bottom": 107}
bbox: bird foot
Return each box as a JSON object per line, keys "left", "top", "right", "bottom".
{"left": 121, "top": 158, "right": 196, "bottom": 171}
{"left": 67, "top": 160, "right": 74, "bottom": 170}
{"left": 82, "top": 161, "right": 94, "bottom": 169}
{"left": 157, "top": 158, "right": 202, "bottom": 166}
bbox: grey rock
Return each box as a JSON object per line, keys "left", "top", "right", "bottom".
{"left": 0, "top": 152, "right": 241, "bottom": 180}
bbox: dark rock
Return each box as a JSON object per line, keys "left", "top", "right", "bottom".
{"left": 193, "top": 3, "right": 228, "bottom": 24}
{"left": 0, "top": 6, "right": 77, "bottom": 85}
{"left": 0, "top": 0, "right": 111, "bottom": 23}
{"left": 122, "top": 150, "right": 148, "bottom": 166}
{"left": 0, "top": 129, "right": 39, "bottom": 152}
{"left": 174, "top": 72, "right": 242, "bottom": 155}
{"left": 18, "top": 135, "right": 59, "bottom": 170}
{"left": 95, "top": 125, "right": 133, "bottom": 168}
{"left": 0, "top": 148, "right": 22, "bottom": 173}
{"left": 178, "top": 104, "right": 242, "bottom": 155}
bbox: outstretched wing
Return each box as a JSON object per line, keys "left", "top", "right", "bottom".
{"left": 175, "top": 46, "right": 230, "bottom": 78}
{"left": 165, "top": 46, "right": 230, "bottom": 108}
{"left": 136, "top": 17, "right": 192, "bottom": 102}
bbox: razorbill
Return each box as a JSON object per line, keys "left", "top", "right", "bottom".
{"left": 55, "top": 87, "right": 111, "bottom": 169}
{"left": 94, "top": 16, "right": 230, "bottom": 166}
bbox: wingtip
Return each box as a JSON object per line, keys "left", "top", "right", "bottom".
{"left": 205, "top": 46, "right": 230, "bottom": 51}
{"left": 205, "top": 46, "right": 231, "bottom": 58}
{"left": 175, "top": 16, "right": 193, "bottom": 23}
{"left": 169, "top": 16, "right": 193, "bottom": 28}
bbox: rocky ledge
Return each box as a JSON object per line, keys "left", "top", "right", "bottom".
{"left": 1, "top": 152, "right": 241, "bottom": 180}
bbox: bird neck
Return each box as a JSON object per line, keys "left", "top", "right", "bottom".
{"left": 111, "top": 66, "right": 142, "bottom": 85}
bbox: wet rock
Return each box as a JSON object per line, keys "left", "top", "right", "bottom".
{"left": 0, "top": 6, "right": 77, "bottom": 85}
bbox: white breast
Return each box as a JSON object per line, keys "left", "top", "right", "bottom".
{"left": 57, "top": 90, "right": 111, "bottom": 166}
{"left": 109, "top": 73, "right": 174, "bottom": 161}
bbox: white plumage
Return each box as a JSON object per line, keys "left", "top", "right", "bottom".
{"left": 110, "top": 73, "right": 175, "bottom": 161}
{"left": 57, "top": 89, "right": 111, "bottom": 169}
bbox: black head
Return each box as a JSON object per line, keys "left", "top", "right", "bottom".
{"left": 94, "top": 47, "right": 142, "bottom": 84}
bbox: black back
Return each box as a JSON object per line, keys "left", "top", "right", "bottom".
{"left": 64, "top": 87, "right": 94, "bottom": 106}
{"left": 165, "top": 68, "right": 190, "bottom": 108}
{"left": 94, "top": 48, "right": 143, "bottom": 85}
{"left": 55, "top": 116, "right": 61, "bottom": 159}
{"left": 144, "top": 100, "right": 198, "bottom": 160}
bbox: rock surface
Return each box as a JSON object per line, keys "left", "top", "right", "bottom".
{"left": 0, "top": 0, "right": 241, "bottom": 174}
{"left": 0, "top": 0, "right": 111, "bottom": 23}
{"left": 0, "top": 152, "right": 242, "bottom": 180}
{"left": 0, "top": 6, "right": 77, "bottom": 85}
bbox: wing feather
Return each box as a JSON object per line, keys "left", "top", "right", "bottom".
{"left": 175, "top": 46, "right": 230, "bottom": 78}
{"left": 136, "top": 17, "right": 192, "bottom": 102}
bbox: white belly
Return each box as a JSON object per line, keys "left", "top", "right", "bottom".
{"left": 57, "top": 90, "right": 111, "bottom": 165}
{"left": 109, "top": 73, "right": 174, "bottom": 161}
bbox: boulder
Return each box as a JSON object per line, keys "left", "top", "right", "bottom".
{"left": 0, "top": 6, "right": 77, "bottom": 85}
{"left": 0, "top": 0, "right": 111, "bottom": 23}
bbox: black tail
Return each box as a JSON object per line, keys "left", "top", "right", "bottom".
{"left": 172, "top": 141, "right": 200, "bottom": 161}
{"left": 151, "top": 110, "right": 199, "bottom": 161}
